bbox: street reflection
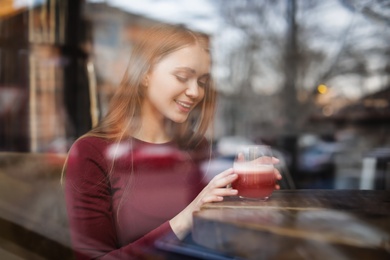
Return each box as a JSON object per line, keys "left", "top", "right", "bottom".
{"left": 0, "top": 0, "right": 389, "bottom": 259}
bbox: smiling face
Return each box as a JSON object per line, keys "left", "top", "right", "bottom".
{"left": 141, "top": 43, "right": 211, "bottom": 125}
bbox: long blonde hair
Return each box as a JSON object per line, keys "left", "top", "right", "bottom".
{"left": 88, "top": 24, "right": 216, "bottom": 148}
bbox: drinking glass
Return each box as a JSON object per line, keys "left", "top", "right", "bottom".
{"left": 232, "top": 145, "right": 275, "bottom": 200}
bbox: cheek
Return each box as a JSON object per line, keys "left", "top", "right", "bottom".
{"left": 198, "top": 89, "right": 206, "bottom": 102}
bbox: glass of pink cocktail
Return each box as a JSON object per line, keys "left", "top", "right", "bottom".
{"left": 232, "top": 145, "right": 275, "bottom": 200}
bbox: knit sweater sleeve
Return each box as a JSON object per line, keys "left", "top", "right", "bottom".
{"left": 64, "top": 137, "right": 175, "bottom": 260}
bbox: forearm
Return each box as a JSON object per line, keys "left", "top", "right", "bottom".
{"left": 169, "top": 168, "right": 238, "bottom": 240}
{"left": 169, "top": 208, "right": 193, "bottom": 240}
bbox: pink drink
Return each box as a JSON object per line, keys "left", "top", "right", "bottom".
{"left": 232, "top": 164, "right": 275, "bottom": 199}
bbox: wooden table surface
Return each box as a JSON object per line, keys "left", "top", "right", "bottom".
{"left": 192, "top": 190, "right": 390, "bottom": 260}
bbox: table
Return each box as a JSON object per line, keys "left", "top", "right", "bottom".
{"left": 0, "top": 152, "right": 72, "bottom": 259}
{"left": 192, "top": 190, "right": 390, "bottom": 259}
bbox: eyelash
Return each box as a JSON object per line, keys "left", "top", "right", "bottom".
{"left": 175, "top": 75, "right": 188, "bottom": 83}
{"left": 175, "top": 75, "right": 208, "bottom": 88}
{"left": 197, "top": 79, "right": 208, "bottom": 88}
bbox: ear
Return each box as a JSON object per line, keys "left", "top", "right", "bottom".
{"left": 142, "top": 74, "right": 149, "bottom": 87}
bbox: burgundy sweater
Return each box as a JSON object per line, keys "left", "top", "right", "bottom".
{"left": 64, "top": 136, "right": 208, "bottom": 259}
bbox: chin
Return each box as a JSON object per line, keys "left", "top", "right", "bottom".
{"left": 173, "top": 118, "right": 187, "bottom": 124}
{"left": 170, "top": 115, "right": 189, "bottom": 124}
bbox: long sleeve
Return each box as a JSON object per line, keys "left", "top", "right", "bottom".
{"left": 64, "top": 138, "right": 174, "bottom": 260}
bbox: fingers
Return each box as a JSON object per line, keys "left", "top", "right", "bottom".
{"left": 210, "top": 172, "right": 237, "bottom": 188}
{"left": 201, "top": 188, "right": 238, "bottom": 204}
{"left": 274, "top": 168, "right": 282, "bottom": 180}
{"left": 210, "top": 168, "right": 236, "bottom": 184}
{"left": 252, "top": 156, "right": 279, "bottom": 164}
{"left": 201, "top": 195, "right": 223, "bottom": 204}
{"left": 199, "top": 169, "right": 238, "bottom": 205}
{"left": 213, "top": 168, "right": 234, "bottom": 180}
{"left": 273, "top": 168, "right": 282, "bottom": 189}
{"left": 212, "top": 188, "right": 238, "bottom": 196}
{"left": 237, "top": 153, "right": 245, "bottom": 162}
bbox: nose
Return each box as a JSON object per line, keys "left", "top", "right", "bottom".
{"left": 185, "top": 81, "right": 202, "bottom": 99}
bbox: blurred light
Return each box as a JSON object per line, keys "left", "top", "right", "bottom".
{"left": 14, "top": 0, "right": 44, "bottom": 8}
{"left": 317, "top": 84, "right": 328, "bottom": 94}
{"left": 364, "top": 99, "right": 388, "bottom": 108}
{"left": 322, "top": 105, "right": 333, "bottom": 117}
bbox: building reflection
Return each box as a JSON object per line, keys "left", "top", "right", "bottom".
{"left": 0, "top": 0, "right": 389, "bottom": 259}
{"left": 0, "top": 0, "right": 91, "bottom": 153}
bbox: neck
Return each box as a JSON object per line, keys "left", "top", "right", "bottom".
{"left": 133, "top": 116, "right": 172, "bottom": 144}
{"left": 132, "top": 130, "right": 171, "bottom": 144}
{"left": 135, "top": 99, "right": 177, "bottom": 143}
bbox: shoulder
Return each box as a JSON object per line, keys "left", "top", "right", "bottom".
{"left": 67, "top": 136, "right": 112, "bottom": 165}
{"left": 72, "top": 135, "right": 110, "bottom": 149}
{"left": 64, "top": 136, "right": 114, "bottom": 192}
{"left": 65, "top": 136, "right": 114, "bottom": 181}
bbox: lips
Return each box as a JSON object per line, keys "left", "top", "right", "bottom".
{"left": 175, "top": 100, "right": 193, "bottom": 112}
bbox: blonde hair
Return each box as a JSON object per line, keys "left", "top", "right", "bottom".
{"left": 88, "top": 24, "right": 216, "bottom": 148}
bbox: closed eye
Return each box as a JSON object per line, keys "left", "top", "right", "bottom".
{"left": 197, "top": 80, "right": 207, "bottom": 88}
{"left": 197, "top": 76, "right": 210, "bottom": 88}
{"left": 175, "top": 75, "right": 188, "bottom": 83}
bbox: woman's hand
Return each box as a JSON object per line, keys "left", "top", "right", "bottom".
{"left": 273, "top": 158, "right": 282, "bottom": 190}
{"left": 237, "top": 155, "right": 282, "bottom": 190}
{"left": 170, "top": 158, "right": 282, "bottom": 239}
{"left": 169, "top": 168, "right": 238, "bottom": 239}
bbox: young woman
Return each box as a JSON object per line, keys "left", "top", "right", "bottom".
{"left": 64, "top": 24, "right": 281, "bottom": 259}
